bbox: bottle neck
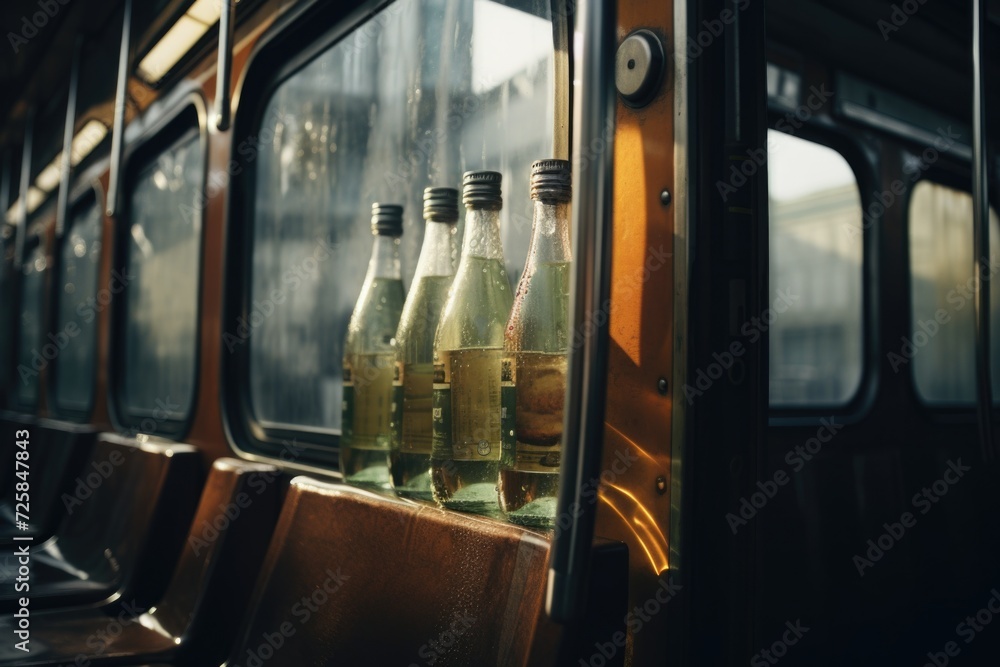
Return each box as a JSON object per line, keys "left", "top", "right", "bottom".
{"left": 366, "top": 234, "right": 402, "bottom": 281}
{"left": 413, "top": 220, "right": 455, "bottom": 279}
{"left": 526, "top": 200, "right": 571, "bottom": 265}
{"left": 461, "top": 207, "right": 504, "bottom": 260}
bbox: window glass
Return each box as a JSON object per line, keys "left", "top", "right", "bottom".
{"left": 908, "top": 180, "right": 1000, "bottom": 404}
{"left": 15, "top": 243, "right": 47, "bottom": 409}
{"left": 53, "top": 196, "right": 102, "bottom": 414}
{"left": 768, "top": 130, "right": 864, "bottom": 406}
{"left": 120, "top": 130, "right": 202, "bottom": 422}
{"left": 248, "top": 0, "right": 554, "bottom": 431}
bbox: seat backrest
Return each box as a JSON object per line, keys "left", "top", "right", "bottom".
{"left": 227, "top": 478, "right": 563, "bottom": 666}
{"left": 54, "top": 432, "right": 201, "bottom": 607}
{"left": 150, "top": 458, "right": 282, "bottom": 662}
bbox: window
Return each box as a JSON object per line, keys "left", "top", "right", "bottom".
{"left": 116, "top": 124, "right": 203, "bottom": 430}
{"left": 15, "top": 241, "right": 47, "bottom": 410}
{"left": 52, "top": 193, "right": 103, "bottom": 416}
{"left": 242, "top": 0, "right": 555, "bottom": 435}
{"left": 767, "top": 130, "right": 864, "bottom": 407}
{"left": 908, "top": 180, "right": 1000, "bottom": 404}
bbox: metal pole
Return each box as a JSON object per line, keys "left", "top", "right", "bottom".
{"left": 972, "top": 0, "right": 994, "bottom": 461}
{"left": 546, "top": 0, "right": 616, "bottom": 623}
{"left": 57, "top": 38, "right": 83, "bottom": 237}
{"left": 215, "top": 0, "right": 236, "bottom": 131}
{"left": 107, "top": 0, "right": 133, "bottom": 217}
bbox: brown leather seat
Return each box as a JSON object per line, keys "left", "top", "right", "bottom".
{"left": 0, "top": 458, "right": 282, "bottom": 667}
{"left": 224, "top": 478, "right": 565, "bottom": 667}
{"left": 0, "top": 420, "right": 96, "bottom": 543}
{"left": 0, "top": 432, "right": 201, "bottom": 612}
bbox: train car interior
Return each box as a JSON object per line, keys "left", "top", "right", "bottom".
{"left": 0, "top": 0, "right": 998, "bottom": 665}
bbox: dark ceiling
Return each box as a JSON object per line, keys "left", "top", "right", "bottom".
{"left": 1, "top": 0, "right": 999, "bottom": 147}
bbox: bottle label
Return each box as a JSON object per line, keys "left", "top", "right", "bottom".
{"left": 341, "top": 361, "right": 354, "bottom": 444}
{"left": 401, "top": 361, "right": 434, "bottom": 454}
{"left": 432, "top": 349, "right": 503, "bottom": 462}
{"left": 512, "top": 351, "right": 567, "bottom": 471}
{"left": 500, "top": 358, "right": 516, "bottom": 468}
{"left": 431, "top": 362, "right": 451, "bottom": 459}
{"left": 346, "top": 353, "right": 395, "bottom": 450}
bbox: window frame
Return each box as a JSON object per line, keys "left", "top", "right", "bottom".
{"left": 108, "top": 94, "right": 208, "bottom": 439}
{"left": 223, "top": 0, "right": 557, "bottom": 470}
{"left": 12, "top": 232, "right": 48, "bottom": 414}
{"left": 766, "top": 119, "right": 880, "bottom": 424}
{"left": 903, "top": 164, "right": 1000, "bottom": 417}
{"left": 48, "top": 183, "right": 104, "bottom": 421}
{"left": 223, "top": 0, "right": 394, "bottom": 471}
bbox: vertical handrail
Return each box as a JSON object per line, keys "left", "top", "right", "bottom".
{"left": 972, "top": 0, "right": 994, "bottom": 461}
{"left": 215, "top": 0, "right": 236, "bottom": 131}
{"left": 106, "top": 0, "right": 133, "bottom": 218}
{"left": 57, "top": 38, "right": 83, "bottom": 238}
{"left": 15, "top": 111, "right": 34, "bottom": 271}
{"left": 546, "top": 0, "right": 616, "bottom": 623}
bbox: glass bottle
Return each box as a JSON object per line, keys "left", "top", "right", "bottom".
{"left": 498, "top": 159, "right": 572, "bottom": 528}
{"left": 431, "top": 171, "right": 512, "bottom": 515}
{"left": 389, "top": 187, "right": 459, "bottom": 500}
{"left": 340, "top": 203, "right": 406, "bottom": 490}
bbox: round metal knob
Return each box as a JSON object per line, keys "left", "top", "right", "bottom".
{"left": 615, "top": 29, "right": 666, "bottom": 107}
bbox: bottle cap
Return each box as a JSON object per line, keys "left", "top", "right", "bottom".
{"left": 530, "top": 159, "right": 572, "bottom": 203}
{"left": 423, "top": 187, "right": 459, "bottom": 223}
{"left": 462, "top": 170, "right": 503, "bottom": 210}
{"left": 371, "top": 203, "right": 404, "bottom": 236}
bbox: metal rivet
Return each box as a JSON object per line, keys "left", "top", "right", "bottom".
{"left": 657, "top": 377, "right": 668, "bottom": 394}
{"left": 655, "top": 476, "right": 667, "bottom": 494}
{"left": 660, "top": 189, "right": 672, "bottom": 206}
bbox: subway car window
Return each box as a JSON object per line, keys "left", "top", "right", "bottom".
{"left": 15, "top": 241, "right": 47, "bottom": 409}
{"left": 119, "top": 129, "right": 203, "bottom": 427}
{"left": 248, "top": 0, "right": 554, "bottom": 432}
{"left": 767, "top": 129, "right": 863, "bottom": 406}
{"left": 908, "top": 180, "right": 1000, "bottom": 404}
{"left": 52, "top": 194, "right": 103, "bottom": 416}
